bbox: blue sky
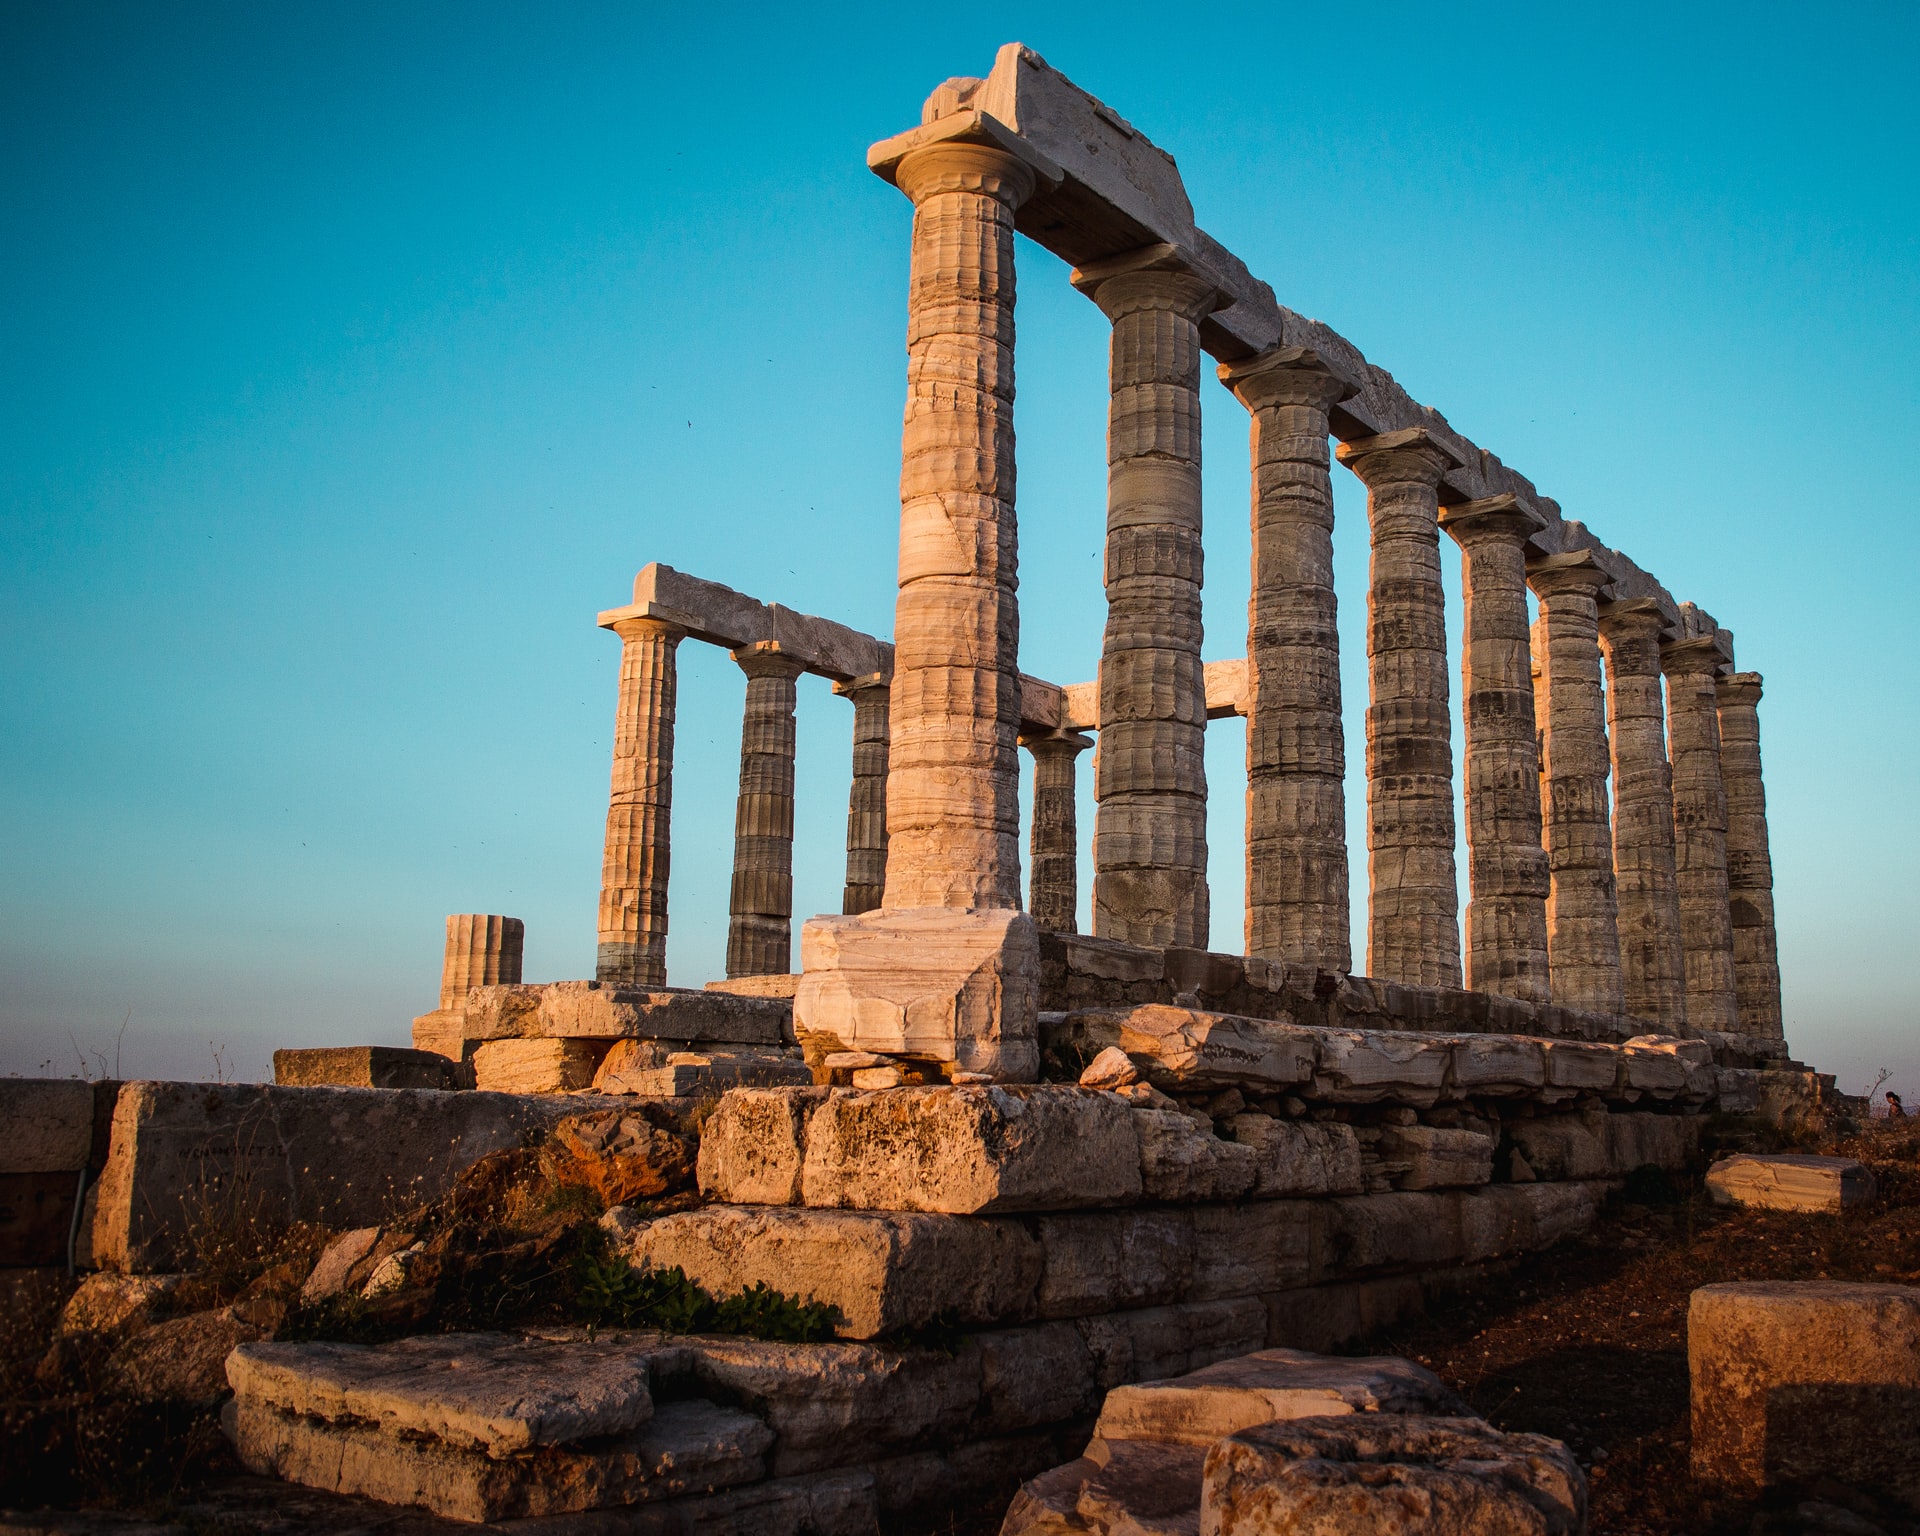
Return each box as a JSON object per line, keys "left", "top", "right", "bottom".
{"left": 3, "top": 2, "right": 1914, "bottom": 1095}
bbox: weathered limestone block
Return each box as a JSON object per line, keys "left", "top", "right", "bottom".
{"left": 272, "top": 1046, "right": 463, "bottom": 1091}
{"left": 1690, "top": 1281, "right": 1920, "bottom": 1504}
{"left": 596, "top": 615, "right": 681, "bottom": 989}
{"left": 1620, "top": 1033, "right": 1715, "bottom": 1098}
{"left": 1191, "top": 1201, "right": 1314, "bottom": 1300}
{"left": 1372, "top": 1125, "right": 1494, "bottom": 1190}
{"left": 1096, "top": 1348, "right": 1469, "bottom": 1447}
{"left": 1510, "top": 1111, "right": 1610, "bottom": 1182}
{"left": 226, "top": 1395, "right": 770, "bottom": 1522}
{"left": 1076, "top": 1298, "right": 1272, "bottom": 1392}
{"left": 1460, "top": 1182, "right": 1599, "bottom": 1264}
{"left": 706, "top": 973, "right": 802, "bottom": 1000}
{"left": 60, "top": 1272, "right": 181, "bottom": 1338}
{"left": 1447, "top": 1034, "right": 1547, "bottom": 1097}
{"left": 1032, "top": 1209, "right": 1196, "bottom": 1319}
{"left": 795, "top": 907, "right": 1040, "bottom": 1081}
{"left": 1607, "top": 1112, "right": 1701, "bottom": 1174}
{"left": 799, "top": 1084, "right": 1141, "bottom": 1214}
{"left": 1714, "top": 1066, "right": 1763, "bottom": 1114}
{"left": 1326, "top": 1191, "right": 1466, "bottom": 1273}
{"left": 973, "top": 1321, "right": 1102, "bottom": 1435}
{"left": 1224, "top": 1114, "right": 1363, "bottom": 1198}
{"left": 227, "top": 1335, "right": 656, "bottom": 1454}
{"left": 1706, "top": 1153, "right": 1876, "bottom": 1213}
{"left": 1134, "top": 1109, "right": 1257, "bottom": 1202}
{"left": 607, "top": 1204, "right": 1043, "bottom": 1339}
{"left": 1080, "top": 1004, "right": 1318, "bottom": 1092}
{"left": 1203, "top": 1415, "right": 1587, "bottom": 1535}
{"left": 112, "top": 1305, "right": 267, "bottom": 1402}
{"left": 596, "top": 1050, "right": 813, "bottom": 1098}
{"left": 1542, "top": 1038, "right": 1622, "bottom": 1092}
{"left": 1310, "top": 1029, "right": 1450, "bottom": 1105}
{"left": 471, "top": 1037, "right": 608, "bottom": 1093}
{"left": 463, "top": 981, "right": 792, "bottom": 1046}
{"left": 0, "top": 1078, "right": 96, "bottom": 1172}
{"left": 697, "top": 1087, "right": 829, "bottom": 1206}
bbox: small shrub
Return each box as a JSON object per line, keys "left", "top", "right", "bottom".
{"left": 573, "top": 1241, "right": 838, "bottom": 1340}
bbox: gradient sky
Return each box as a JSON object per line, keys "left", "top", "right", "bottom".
{"left": 3, "top": 2, "right": 1915, "bottom": 1096}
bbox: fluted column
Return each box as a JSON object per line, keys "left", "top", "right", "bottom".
{"left": 1598, "top": 599, "right": 1688, "bottom": 1029}
{"left": 596, "top": 614, "right": 682, "bottom": 988}
{"left": 440, "top": 914, "right": 524, "bottom": 1010}
{"left": 1336, "top": 428, "right": 1464, "bottom": 988}
{"left": 1662, "top": 634, "right": 1739, "bottom": 1031}
{"left": 1022, "top": 731, "right": 1092, "bottom": 933}
{"left": 1219, "top": 348, "right": 1353, "bottom": 972}
{"left": 880, "top": 141, "right": 1036, "bottom": 912}
{"left": 835, "top": 672, "right": 890, "bottom": 916}
{"left": 1527, "top": 552, "right": 1626, "bottom": 1014}
{"left": 1074, "top": 244, "right": 1220, "bottom": 950}
{"left": 726, "top": 643, "right": 804, "bottom": 977}
{"left": 1717, "top": 672, "right": 1784, "bottom": 1039}
{"left": 1439, "top": 496, "right": 1550, "bottom": 1002}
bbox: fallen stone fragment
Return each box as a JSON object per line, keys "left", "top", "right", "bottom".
{"left": 1223, "top": 1115, "right": 1363, "bottom": 1198}
{"left": 1134, "top": 1109, "right": 1256, "bottom": 1202}
{"left": 299, "top": 1226, "right": 382, "bottom": 1303}
{"left": 1079, "top": 1045, "right": 1139, "bottom": 1090}
{"left": 1076, "top": 1437, "right": 1210, "bottom": 1533}
{"left": 1202, "top": 1414, "right": 1587, "bottom": 1535}
{"left": 1099, "top": 1004, "right": 1319, "bottom": 1091}
{"left": 547, "top": 1107, "right": 695, "bottom": 1204}
{"left": 1690, "top": 1281, "right": 1920, "bottom": 1505}
{"left": 1705, "top": 1153, "right": 1876, "bottom": 1213}
{"left": 226, "top": 1333, "right": 656, "bottom": 1454}
{"left": 110, "top": 1307, "right": 267, "bottom": 1403}
{"left": 58, "top": 1272, "right": 181, "bottom": 1338}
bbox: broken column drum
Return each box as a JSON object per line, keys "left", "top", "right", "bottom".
{"left": 1599, "top": 599, "right": 1689, "bottom": 1030}
{"left": 1221, "top": 348, "right": 1353, "bottom": 974}
{"left": 1439, "top": 496, "right": 1550, "bottom": 1003}
{"left": 1662, "top": 634, "right": 1739, "bottom": 1032}
{"left": 1023, "top": 731, "right": 1092, "bottom": 934}
{"left": 836, "top": 673, "right": 890, "bottom": 916}
{"left": 725, "top": 643, "right": 805, "bottom": 977}
{"left": 439, "top": 915, "right": 524, "bottom": 1011}
{"left": 596, "top": 615, "right": 681, "bottom": 988}
{"left": 1717, "top": 672, "right": 1784, "bottom": 1040}
{"left": 1337, "top": 428, "right": 1464, "bottom": 989}
{"left": 1528, "top": 551, "right": 1626, "bottom": 1015}
{"left": 1077, "top": 244, "right": 1219, "bottom": 952}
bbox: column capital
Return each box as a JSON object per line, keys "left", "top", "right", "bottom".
{"left": 1019, "top": 728, "right": 1095, "bottom": 756}
{"left": 1216, "top": 346, "right": 1356, "bottom": 413}
{"left": 1598, "top": 595, "right": 1671, "bottom": 641}
{"left": 731, "top": 641, "right": 806, "bottom": 682}
{"left": 833, "top": 670, "right": 892, "bottom": 700}
{"left": 1070, "top": 242, "right": 1222, "bottom": 324}
{"left": 1438, "top": 492, "right": 1546, "bottom": 547}
{"left": 869, "top": 108, "right": 1062, "bottom": 208}
{"left": 1335, "top": 426, "right": 1464, "bottom": 488}
{"left": 1717, "top": 671, "right": 1763, "bottom": 707}
{"left": 1660, "top": 633, "right": 1733, "bottom": 676}
{"left": 1526, "top": 548, "right": 1613, "bottom": 601}
{"left": 598, "top": 603, "right": 686, "bottom": 642}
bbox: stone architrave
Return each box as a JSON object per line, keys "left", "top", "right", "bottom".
{"left": 1438, "top": 495, "right": 1550, "bottom": 1003}
{"left": 1661, "top": 634, "right": 1739, "bottom": 1032}
{"left": 834, "top": 672, "right": 890, "bottom": 916}
{"left": 1219, "top": 347, "right": 1355, "bottom": 974}
{"left": 594, "top": 613, "right": 682, "bottom": 988}
{"left": 1074, "top": 243, "right": 1221, "bottom": 951}
{"left": 1717, "top": 672, "right": 1784, "bottom": 1040}
{"left": 1528, "top": 551, "right": 1625, "bottom": 1015}
{"left": 1336, "top": 428, "right": 1465, "bottom": 989}
{"left": 1598, "top": 599, "right": 1689, "bottom": 1030}
{"left": 1022, "top": 730, "right": 1092, "bottom": 933}
{"left": 438, "top": 915, "right": 524, "bottom": 1010}
{"left": 725, "top": 643, "right": 805, "bottom": 978}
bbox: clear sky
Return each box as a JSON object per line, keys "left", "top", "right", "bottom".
{"left": 3, "top": 2, "right": 1915, "bottom": 1096}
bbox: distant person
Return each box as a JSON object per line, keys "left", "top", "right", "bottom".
{"left": 1886, "top": 1090, "right": 1905, "bottom": 1119}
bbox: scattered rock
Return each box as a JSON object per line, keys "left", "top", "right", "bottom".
{"left": 58, "top": 1272, "right": 181, "bottom": 1338}
{"left": 109, "top": 1307, "right": 267, "bottom": 1403}
{"left": 1080, "top": 1047, "right": 1141, "bottom": 1091}
{"left": 299, "top": 1226, "right": 381, "bottom": 1302}
{"left": 547, "top": 1107, "right": 695, "bottom": 1205}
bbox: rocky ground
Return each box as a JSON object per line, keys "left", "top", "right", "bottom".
{"left": 3, "top": 1112, "right": 1915, "bottom": 1536}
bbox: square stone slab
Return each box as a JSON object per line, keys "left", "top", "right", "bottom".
{"left": 1705, "top": 1153, "right": 1876, "bottom": 1213}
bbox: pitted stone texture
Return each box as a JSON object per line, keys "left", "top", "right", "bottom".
{"left": 1338, "top": 428, "right": 1463, "bottom": 991}
{"left": 1071, "top": 1004, "right": 1317, "bottom": 1092}
{"left": 1663, "top": 637, "right": 1739, "bottom": 1032}
{"left": 726, "top": 644, "right": 805, "bottom": 978}
{"left": 272, "top": 1046, "right": 463, "bottom": 1091}
{"left": 462, "top": 981, "right": 792, "bottom": 1046}
{"left": 1134, "top": 1109, "right": 1257, "bottom": 1202}
{"left": 0, "top": 1078, "right": 96, "bottom": 1173}
{"left": 439, "top": 913, "right": 523, "bottom": 1011}
{"left": 1202, "top": 1414, "right": 1587, "bottom": 1535}
{"left": 596, "top": 616, "right": 681, "bottom": 988}
{"left": 799, "top": 1084, "right": 1142, "bottom": 1213}
{"left": 1690, "top": 1281, "right": 1920, "bottom": 1504}
{"left": 606, "top": 1204, "right": 1043, "bottom": 1339}
{"left": 1025, "top": 732, "right": 1091, "bottom": 933}
{"left": 1717, "top": 673, "right": 1784, "bottom": 1041}
{"left": 796, "top": 907, "right": 1040, "bottom": 1081}
{"left": 1311, "top": 1029, "right": 1450, "bottom": 1105}
{"left": 1096, "top": 1348, "right": 1469, "bottom": 1447}
{"left": 1620, "top": 1034, "right": 1716, "bottom": 1099}
{"left": 1370, "top": 1125, "right": 1494, "bottom": 1190}
{"left": 1223, "top": 1115, "right": 1363, "bottom": 1198}
{"left": 1705, "top": 1154, "right": 1876, "bottom": 1213}
{"left": 1222, "top": 350, "right": 1353, "bottom": 974}
{"left": 227, "top": 1334, "right": 655, "bottom": 1455}
{"left": 471, "top": 1037, "right": 608, "bottom": 1093}
{"left": 698, "top": 1087, "right": 830, "bottom": 1206}
{"left": 594, "top": 1048, "right": 811, "bottom": 1098}
{"left": 1032, "top": 1209, "right": 1197, "bottom": 1319}
{"left": 837, "top": 675, "right": 891, "bottom": 916}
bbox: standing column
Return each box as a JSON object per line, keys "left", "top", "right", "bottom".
{"left": 880, "top": 140, "right": 1037, "bottom": 912}
{"left": 835, "top": 672, "right": 890, "bottom": 916}
{"left": 1336, "top": 428, "right": 1464, "bottom": 988}
{"left": 1527, "top": 552, "right": 1626, "bottom": 1014}
{"left": 1438, "top": 496, "right": 1550, "bottom": 1002}
{"left": 1717, "top": 672, "right": 1784, "bottom": 1040}
{"left": 440, "top": 915, "right": 524, "bottom": 1009}
{"left": 1022, "top": 731, "right": 1092, "bottom": 933}
{"left": 1073, "top": 244, "right": 1219, "bottom": 950}
{"left": 726, "top": 643, "right": 804, "bottom": 977}
{"left": 1219, "top": 347, "right": 1353, "bottom": 973}
{"left": 1661, "top": 634, "right": 1739, "bottom": 1031}
{"left": 1598, "top": 599, "right": 1689, "bottom": 1030}
{"left": 595, "top": 613, "right": 682, "bottom": 988}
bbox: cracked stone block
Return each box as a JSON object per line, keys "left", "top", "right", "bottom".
{"left": 1134, "top": 1109, "right": 1256, "bottom": 1202}
{"left": 1706, "top": 1153, "right": 1876, "bottom": 1213}
{"left": 1224, "top": 1115, "right": 1363, "bottom": 1198}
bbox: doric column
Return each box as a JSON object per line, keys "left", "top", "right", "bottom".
{"left": 440, "top": 914, "right": 524, "bottom": 1009}
{"left": 1717, "top": 672, "right": 1784, "bottom": 1039}
{"left": 835, "top": 672, "right": 889, "bottom": 916}
{"left": 1438, "top": 495, "right": 1550, "bottom": 1003}
{"left": 1661, "top": 634, "right": 1739, "bottom": 1031}
{"left": 1073, "top": 244, "right": 1220, "bottom": 951}
{"left": 1022, "top": 730, "right": 1093, "bottom": 933}
{"left": 1527, "top": 551, "right": 1625, "bottom": 1015}
{"left": 595, "top": 613, "right": 681, "bottom": 988}
{"left": 725, "top": 643, "right": 804, "bottom": 977}
{"left": 1219, "top": 347, "right": 1354, "bottom": 973}
{"left": 1598, "top": 599, "right": 1688, "bottom": 1030}
{"left": 1336, "top": 427, "right": 1464, "bottom": 988}
{"left": 880, "top": 140, "right": 1036, "bottom": 912}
